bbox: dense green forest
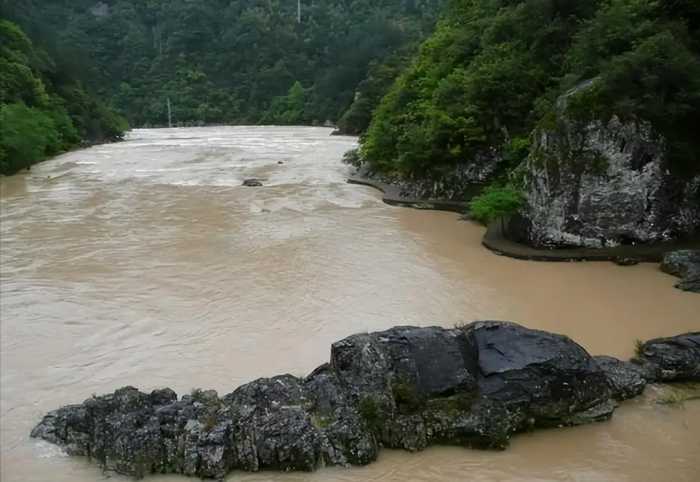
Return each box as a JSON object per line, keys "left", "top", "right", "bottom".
{"left": 2, "top": 0, "right": 444, "bottom": 130}
{"left": 360, "top": 0, "right": 700, "bottom": 181}
{"left": 0, "top": 18, "right": 128, "bottom": 175}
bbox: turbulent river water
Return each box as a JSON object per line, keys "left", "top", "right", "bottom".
{"left": 1, "top": 126, "right": 699, "bottom": 482}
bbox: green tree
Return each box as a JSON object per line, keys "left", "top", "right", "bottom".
{"left": 361, "top": 0, "right": 700, "bottom": 181}
{"left": 0, "top": 103, "right": 58, "bottom": 175}
{"left": 0, "top": 19, "right": 127, "bottom": 175}
{"left": 263, "top": 81, "right": 307, "bottom": 124}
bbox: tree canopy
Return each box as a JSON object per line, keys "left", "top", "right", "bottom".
{"left": 360, "top": 0, "right": 700, "bottom": 178}
{"left": 3, "top": 0, "right": 445, "bottom": 129}
{"left": 0, "top": 18, "right": 128, "bottom": 175}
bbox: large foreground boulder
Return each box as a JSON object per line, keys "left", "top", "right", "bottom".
{"left": 31, "top": 322, "right": 694, "bottom": 479}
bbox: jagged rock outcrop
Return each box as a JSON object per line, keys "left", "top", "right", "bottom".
{"left": 388, "top": 151, "right": 500, "bottom": 200}
{"left": 633, "top": 333, "right": 700, "bottom": 382}
{"left": 347, "top": 155, "right": 498, "bottom": 201}
{"left": 661, "top": 250, "right": 700, "bottom": 293}
{"left": 516, "top": 81, "right": 700, "bottom": 248}
{"left": 31, "top": 322, "right": 698, "bottom": 479}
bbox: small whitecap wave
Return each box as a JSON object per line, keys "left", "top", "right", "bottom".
{"left": 34, "top": 440, "right": 69, "bottom": 458}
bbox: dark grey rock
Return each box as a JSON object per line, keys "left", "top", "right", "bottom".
{"left": 463, "top": 321, "right": 613, "bottom": 425}
{"left": 677, "top": 273, "right": 700, "bottom": 293}
{"left": 633, "top": 333, "right": 700, "bottom": 381}
{"left": 661, "top": 250, "right": 700, "bottom": 277}
{"left": 593, "top": 355, "right": 647, "bottom": 400}
{"left": 661, "top": 250, "right": 700, "bottom": 293}
{"left": 614, "top": 257, "right": 641, "bottom": 266}
{"left": 330, "top": 326, "right": 477, "bottom": 404}
{"left": 32, "top": 323, "right": 659, "bottom": 479}
{"left": 242, "top": 179, "right": 263, "bottom": 187}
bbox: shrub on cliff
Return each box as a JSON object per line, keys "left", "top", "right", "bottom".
{"left": 468, "top": 185, "right": 523, "bottom": 226}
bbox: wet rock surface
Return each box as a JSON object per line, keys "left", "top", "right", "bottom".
{"left": 661, "top": 250, "right": 700, "bottom": 293}
{"left": 633, "top": 333, "right": 700, "bottom": 382}
{"left": 593, "top": 356, "right": 647, "bottom": 400}
{"left": 31, "top": 322, "right": 698, "bottom": 479}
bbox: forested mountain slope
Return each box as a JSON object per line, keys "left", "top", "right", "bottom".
{"left": 358, "top": 0, "right": 700, "bottom": 247}
{"left": 3, "top": 0, "right": 444, "bottom": 129}
{"left": 0, "top": 19, "right": 127, "bottom": 175}
{"left": 362, "top": 0, "right": 700, "bottom": 179}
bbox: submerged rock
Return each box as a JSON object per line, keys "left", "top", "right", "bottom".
{"left": 614, "top": 257, "right": 641, "bottom": 266}
{"left": 661, "top": 250, "right": 700, "bottom": 293}
{"left": 633, "top": 333, "right": 700, "bottom": 381}
{"left": 31, "top": 322, "right": 694, "bottom": 479}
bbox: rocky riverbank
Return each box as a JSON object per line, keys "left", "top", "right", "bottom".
{"left": 31, "top": 322, "right": 700, "bottom": 479}
{"left": 346, "top": 170, "right": 700, "bottom": 290}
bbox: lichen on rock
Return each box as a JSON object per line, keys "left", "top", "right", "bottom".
{"left": 516, "top": 81, "right": 700, "bottom": 248}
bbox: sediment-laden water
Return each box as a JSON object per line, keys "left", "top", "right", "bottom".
{"left": 1, "top": 126, "right": 698, "bottom": 482}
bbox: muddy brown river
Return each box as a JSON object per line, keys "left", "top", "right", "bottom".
{"left": 1, "top": 126, "right": 698, "bottom": 481}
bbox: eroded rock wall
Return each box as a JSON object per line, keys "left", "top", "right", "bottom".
{"left": 518, "top": 96, "right": 700, "bottom": 248}
{"left": 515, "top": 81, "right": 700, "bottom": 248}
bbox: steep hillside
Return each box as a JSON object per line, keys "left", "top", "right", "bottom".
{"left": 4, "top": 0, "right": 445, "bottom": 128}
{"left": 0, "top": 19, "right": 128, "bottom": 175}
{"left": 359, "top": 0, "right": 700, "bottom": 246}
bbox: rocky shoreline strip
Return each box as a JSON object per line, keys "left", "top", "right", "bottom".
{"left": 31, "top": 322, "right": 700, "bottom": 480}
{"left": 482, "top": 221, "right": 700, "bottom": 264}
{"left": 347, "top": 175, "right": 700, "bottom": 264}
{"left": 347, "top": 175, "right": 469, "bottom": 213}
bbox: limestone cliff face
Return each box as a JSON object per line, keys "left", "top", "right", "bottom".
{"left": 518, "top": 110, "right": 700, "bottom": 248}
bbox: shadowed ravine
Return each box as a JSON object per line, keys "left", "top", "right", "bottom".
{"left": 1, "top": 127, "right": 699, "bottom": 482}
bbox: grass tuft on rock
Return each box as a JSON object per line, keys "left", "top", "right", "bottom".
{"left": 358, "top": 396, "right": 383, "bottom": 433}
{"left": 655, "top": 383, "right": 700, "bottom": 406}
